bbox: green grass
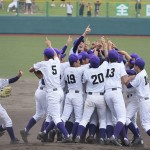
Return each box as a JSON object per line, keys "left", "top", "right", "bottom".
{"left": 0, "top": 34, "right": 150, "bottom": 79}
{"left": 0, "top": 0, "right": 150, "bottom": 17}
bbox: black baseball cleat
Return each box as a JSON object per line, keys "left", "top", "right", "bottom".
{"left": 10, "top": 138, "right": 19, "bottom": 144}
{"left": 20, "top": 129, "right": 28, "bottom": 143}
{"left": 86, "top": 135, "right": 94, "bottom": 144}
{"left": 0, "top": 131, "right": 5, "bottom": 137}
{"left": 131, "top": 136, "right": 144, "bottom": 147}
{"left": 37, "top": 131, "right": 48, "bottom": 142}
{"left": 122, "top": 138, "right": 131, "bottom": 146}
{"left": 56, "top": 129, "right": 63, "bottom": 142}
{"left": 74, "top": 136, "right": 81, "bottom": 143}
{"left": 48, "top": 130, "right": 56, "bottom": 142}
{"left": 110, "top": 136, "right": 122, "bottom": 146}
{"left": 99, "top": 138, "right": 105, "bottom": 145}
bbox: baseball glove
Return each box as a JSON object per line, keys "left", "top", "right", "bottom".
{"left": 0, "top": 86, "right": 12, "bottom": 97}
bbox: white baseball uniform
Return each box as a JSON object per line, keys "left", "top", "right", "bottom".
{"left": 61, "top": 66, "right": 85, "bottom": 123}
{"left": 34, "top": 57, "right": 64, "bottom": 125}
{"left": 130, "top": 69, "right": 150, "bottom": 132}
{"left": 105, "top": 62, "right": 127, "bottom": 125}
{"left": 80, "top": 61, "right": 108, "bottom": 129}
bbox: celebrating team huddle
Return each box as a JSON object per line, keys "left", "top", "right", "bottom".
{"left": 0, "top": 26, "right": 150, "bottom": 147}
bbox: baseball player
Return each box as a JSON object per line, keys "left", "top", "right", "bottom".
{"left": 0, "top": 70, "right": 23, "bottom": 144}
{"left": 104, "top": 49, "right": 134, "bottom": 146}
{"left": 31, "top": 40, "right": 70, "bottom": 142}
{"left": 127, "top": 58, "right": 150, "bottom": 142}
{"left": 61, "top": 53, "right": 88, "bottom": 141}
{"left": 20, "top": 78, "right": 47, "bottom": 143}
{"left": 75, "top": 54, "right": 108, "bottom": 144}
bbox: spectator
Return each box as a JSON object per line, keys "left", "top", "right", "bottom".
{"left": 60, "top": 0, "right": 65, "bottom": 7}
{"left": 87, "top": 2, "right": 92, "bottom": 17}
{"left": 135, "top": 0, "right": 141, "bottom": 17}
{"left": 79, "top": 0, "right": 85, "bottom": 16}
{"left": 24, "top": 0, "right": 33, "bottom": 15}
{"left": 66, "top": 2, "right": 73, "bottom": 16}
{"left": 51, "top": 0, "right": 56, "bottom": 7}
{"left": 94, "top": 0, "right": 101, "bottom": 16}
{"left": 7, "top": 0, "right": 18, "bottom": 12}
{"left": 0, "top": 0, "right": 4, "bottom": 9}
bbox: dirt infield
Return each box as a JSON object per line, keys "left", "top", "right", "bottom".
{"left": 0, "top": 79, "right": 150, "bottom": 150}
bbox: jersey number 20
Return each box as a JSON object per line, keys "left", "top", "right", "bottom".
{"left": 91, "top": 73, "right": 104, "bottom": 85}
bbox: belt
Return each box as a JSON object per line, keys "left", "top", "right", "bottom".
{"left": 145, "top": 97, "right": 149, "bottom": 100}
{"left": 68, "top": 90, "right": 80, "bottom": 93}
{"left": 127, "top": 94, "right": 133, "bottom": 98}
{"left": 88, "top": 92, "right": 104, "bottom": 95}
{"left": 112, "top": 88, "right": 117, "bottom": 91}
{"left": 40, "top": 87, "right": 43, "bottom": 90}
{"left": 53, "top": 88, "right": 57, "bottom": 91}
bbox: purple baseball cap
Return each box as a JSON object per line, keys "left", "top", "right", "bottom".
{"left": 118, "top": 54, "right": 123, "bottom": 63}
{"left": 134, "top": 58, "right": 145, "bottom": 69}
{"left": 90, "top": 55, "right": 100, "bottom": 68}
{"left": 130, "top": 53, "right": 139, "bottom": 60}
{"left": 60, "top": 53, "right": 66, "bottom": 59}
{"left": 108, "top": 50, "right": 118, "bottom": 60}
{"left": 87, "top": 49, "right": 94, "bottom": 54}
{"left": 78, "top": 52, "right": 90, "bottom": 60}
{"left": 43, "top": 48, "right": 54, "bottom": 58}
{"left": 53, "top": 48, "right": 61, "bottom": 56}
{"left": 126, "top": 69, "right": 136, "bottom": 75}
{"left": 68, "top": 54, "right": 82, "bottom": 65}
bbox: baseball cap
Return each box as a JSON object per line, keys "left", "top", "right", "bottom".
{"left": 87, "top": 49, "right": 94, "bottom": 54}
{"left": 126, "top": 69, "right": 136, "bottom": 75}
{"left": 118, "top": 54, "right": 123, "bottom": 63}
{"left": 134, "top": 58, "right": 145, "bottom": 69}
{"left": 78, "top": 52, "right": 90, "bottom": 60}
{"left": 43, "top": 48, "right": 54, "bottom": 59}
{"left": 90, "top": 55, "right": 100, "bottom": 68}
{"left": 130, "top": 53, "right": 139, "bottom": 60}
{"left": 60, "top": 53, "right": 66, "bottom": 59}
{"left": 68, "top": 54, "right": 82, "bottom": 65}
{"left": 53, "top": 48, "right": 61, "bottom": 55}
{"left": 108, "top": 50, "right": 118, "bottom": 60}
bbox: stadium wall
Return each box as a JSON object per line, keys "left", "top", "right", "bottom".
{"left": 0, "top": 16, "right": 150, "bottom": 36}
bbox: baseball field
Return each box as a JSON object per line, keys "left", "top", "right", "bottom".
{"left": 0, "top": 34, "right": 150, "bottom": 150}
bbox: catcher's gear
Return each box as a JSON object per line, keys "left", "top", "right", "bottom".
{"left": 0, "top": 86, "right": 12, "bottom": 97}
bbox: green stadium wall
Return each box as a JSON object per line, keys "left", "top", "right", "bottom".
{"left": 0, "top": 16, "right": 150, "bottom": 36}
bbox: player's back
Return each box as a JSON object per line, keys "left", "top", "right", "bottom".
{"left": 84, "top": 61, "right": 108, "bottom": 93}
{"left": 64, "top": 66, "right": 84, "bottom": 92}
{"left": 105, "top": 62, "right": 127, "bottom": 90}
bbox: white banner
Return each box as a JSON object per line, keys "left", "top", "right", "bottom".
{"left": 146, "top": 5, "right": 150, "bottom": 16}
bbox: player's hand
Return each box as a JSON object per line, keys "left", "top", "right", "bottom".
{"left": 66, "top": 35, "right": 72, "bottom": 46}
{"left": 17, "top": 70, "right": 23, "bottom": 78}
{"left": 84, "top": 25, "right": 91, "bottom": 35}
{"left": 45, "top": 37, "right": 52, "bottom": 48}
{"left": 118, "top": 50, "right": 126, "bottom": 55}
{"left": 29, "top": 67, "right": 35, "bottom": 73}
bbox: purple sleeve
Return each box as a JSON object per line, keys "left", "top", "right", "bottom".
{"left": 127, "top": 83, "right": 133, "bottom": 88}
{"left": 60, "top": 45, "right": 67, "bottom": 54}
{"left": 72, "top": 35, "right": 84, "bottom": 53}
{"left": 9, "top": 76, "right": 19, "bottom": 84}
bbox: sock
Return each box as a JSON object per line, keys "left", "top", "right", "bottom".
{"left": 89, "top": 124, "right": 96, "bottom": 136}
{"left": 77, "top": 125, "right": 85, "bottom": 137}
{"left": 81, "top": 123, "right": 89, "bottom": 139}
{"left": 106, "top": 125, "right": 114, "bottom": 138}
{"left": 44, "top": 121, "right": 50, "bottom": 130}
{"left": 6, "top": 127, "right": 15, "bottom": 141}
{"left": 120, "top": 126, "right": 127, "bottom": 139}
{"left": 71, "top": 122, "right": 79, "bottom": 138}
{"left": 0, "top": 125, "right": 6, "bottom": 131}
{"left": 45, "top": 121, "right": 55, "bottom": 133}
{"left": 65, "top": 121, "right": 73, "bottom": 134}
{"left": 147, "top": 129, "right": 150, "bottom": 136}
{"left": 57, "top": 122, "right": 68, "bottom": 139}
{"left": 40, "top": 120, "right": 45, "bottom": 132}
{"left": 128, "top": 122, "right": 139, "bottom": 137}
{"left": 114, "top": 121, "right": 124, "bottom": 139}
{"left": 26, "top": 117, "right": 36, "bottom": 132}
{"left": 99, "top": 128, "right": 106, "bottom": 139}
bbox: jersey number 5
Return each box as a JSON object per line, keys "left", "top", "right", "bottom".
{"left": 52, "top": 65, "right": 57, "bottom": 75}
